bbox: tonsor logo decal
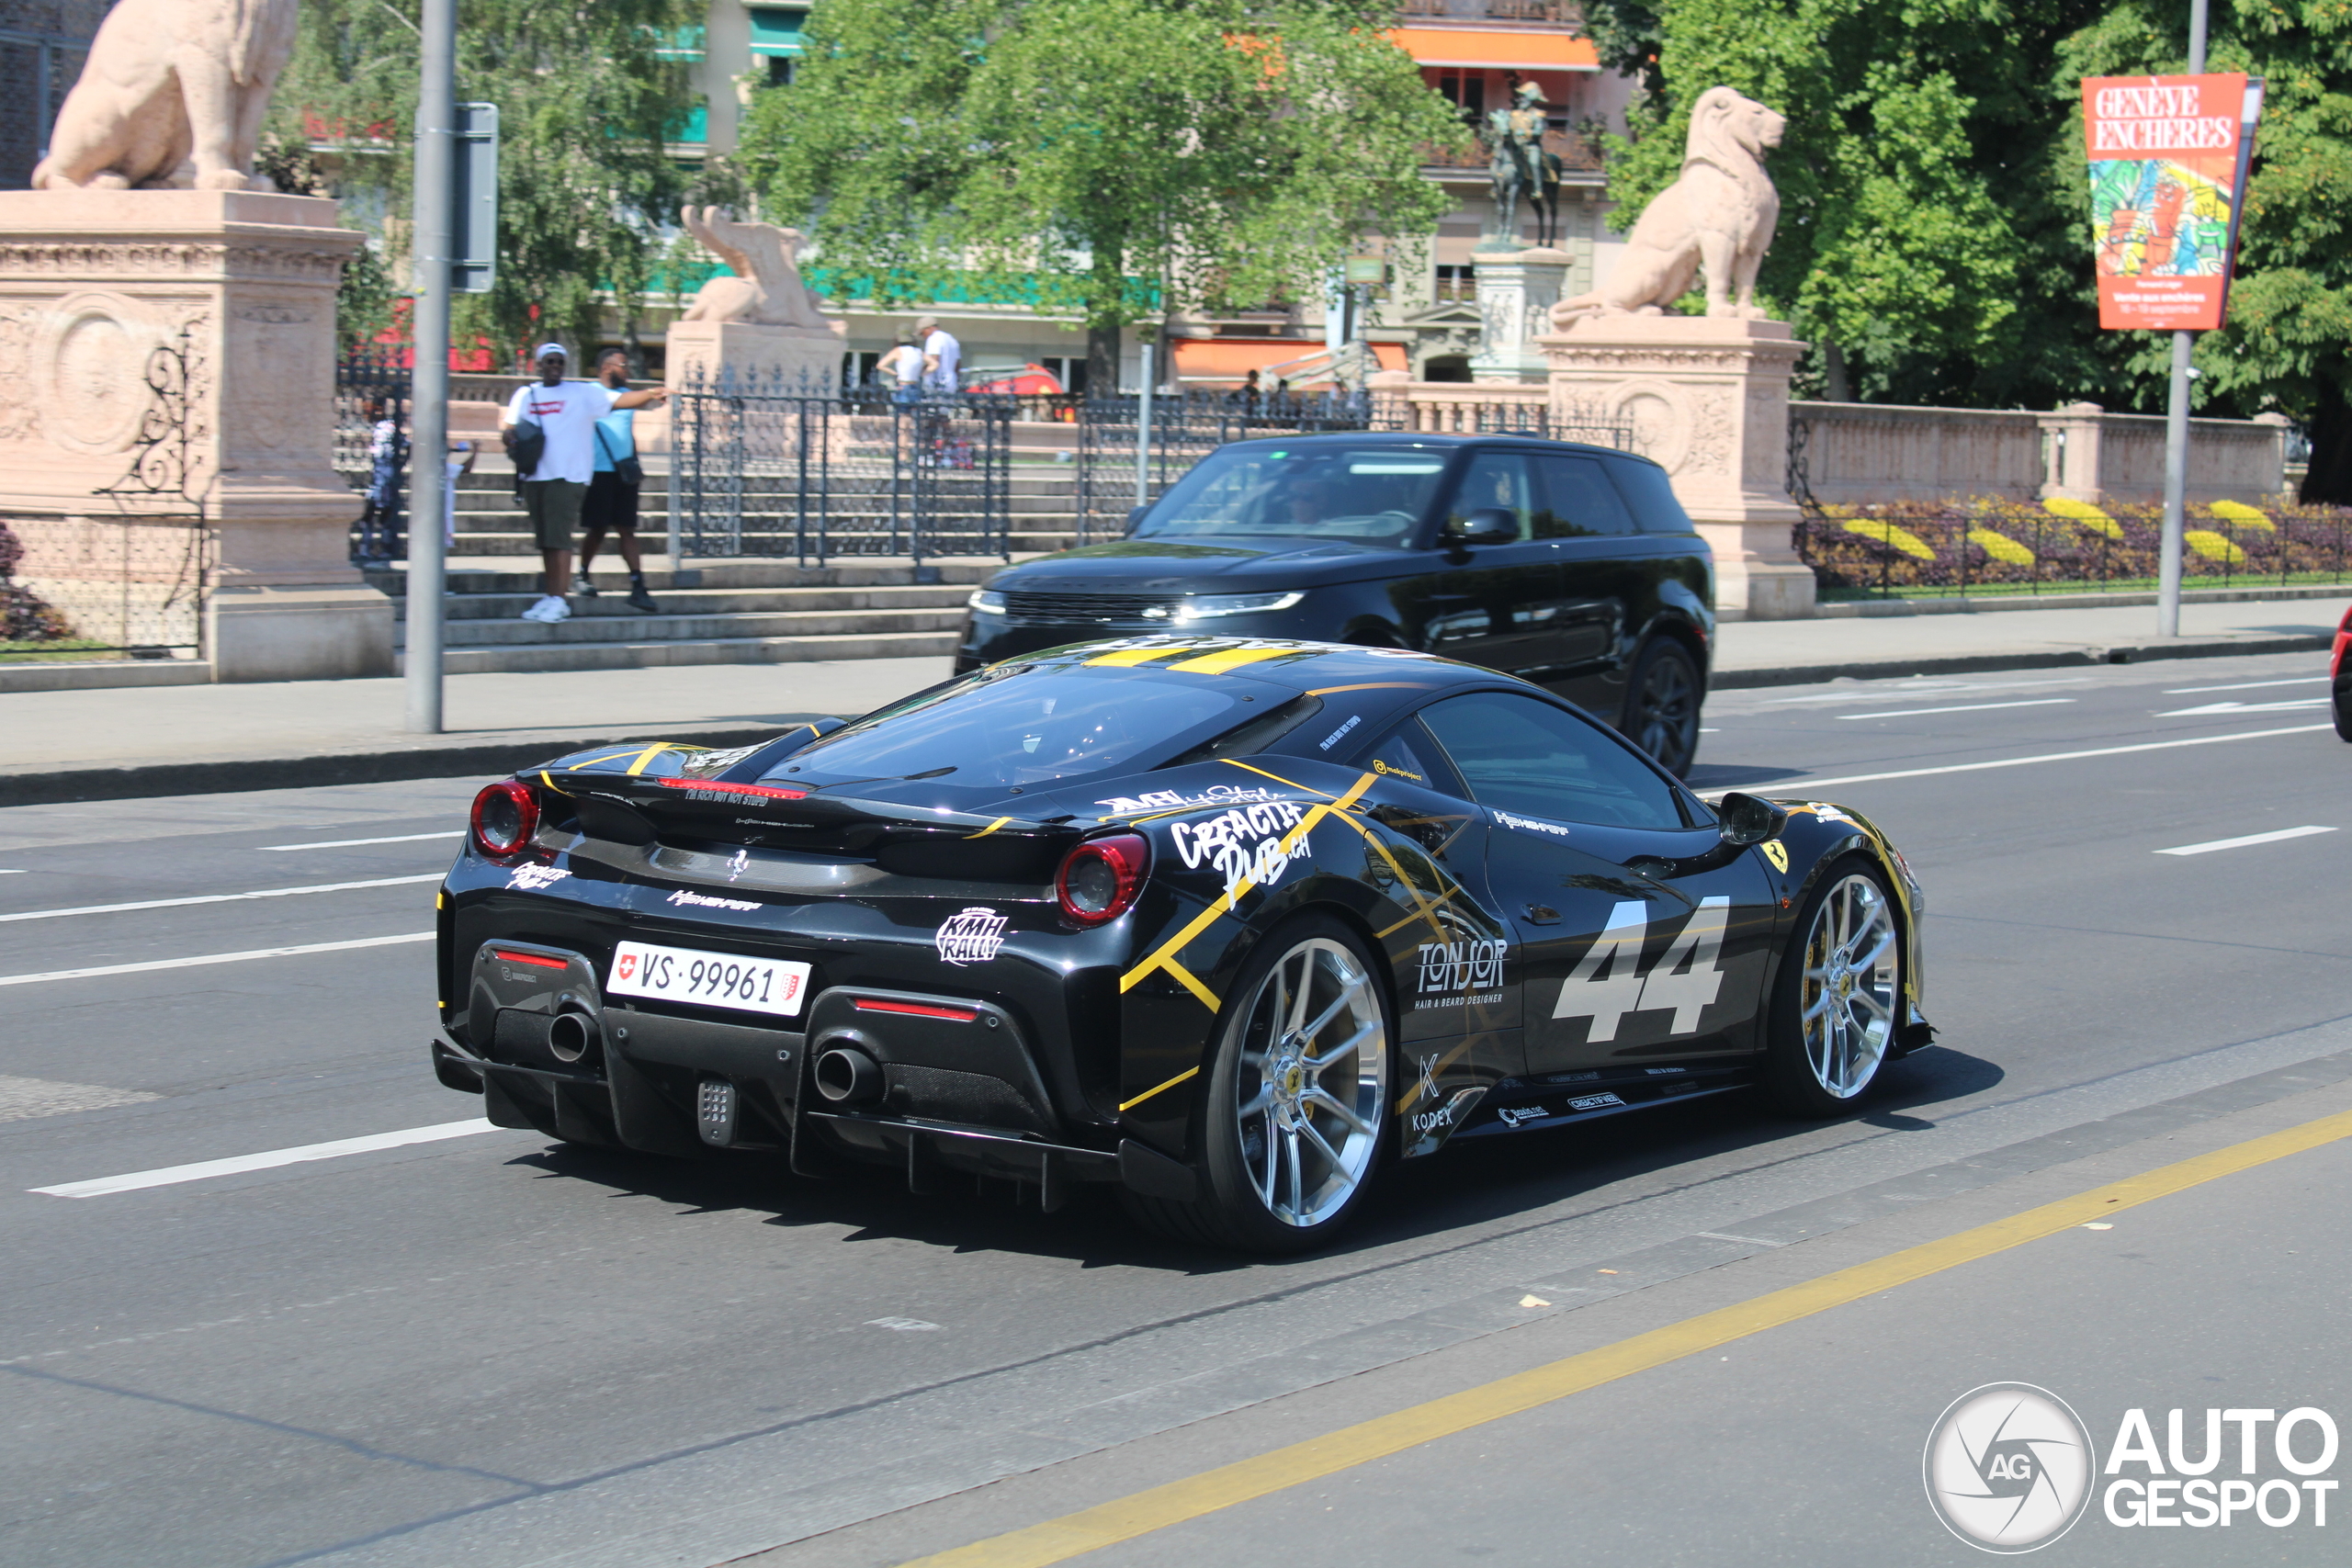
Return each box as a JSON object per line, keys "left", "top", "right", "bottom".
{"left": 1413, "top": 937, "right": 1506, "bottom": 1008}
{"left": 934, "top": 907, "right": 1010, "bottom": 966}
{"left": 1924, "top": 1383, "right": 2095, "bottom": 1551}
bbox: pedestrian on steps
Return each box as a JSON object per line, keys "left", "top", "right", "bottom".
{"left": 501, "top": 343, "right": 667, "bottom": 624}
{"left": 575, "top": 348, "right": 659, "bottom": 613}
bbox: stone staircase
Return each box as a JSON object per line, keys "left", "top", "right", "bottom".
{"left": 368, "top": 462, "right": 1093, "bottom": 675}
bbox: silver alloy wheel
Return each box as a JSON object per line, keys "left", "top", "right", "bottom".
{"left": 1232, "top": 936, "right": 1388, "bottom": 1227}
{"left": 1800, "top": 873, "right": 1900, "bottom": 1098}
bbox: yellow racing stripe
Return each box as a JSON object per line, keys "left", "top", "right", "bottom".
{"left": 1085, "top": 645, "right": 1213, "bottom": 667}
{"left": 1163, "top": 647, "right": 1295, "bottom": 675}
{"left": 1117, "top": 1065, "right": 1201, "bottom": 1113}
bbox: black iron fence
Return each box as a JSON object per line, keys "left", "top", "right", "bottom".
{"left": 1796, "top": 501, "right": 2352, "bottom": 598}
{"left": 673, "top": 369, "right": 1013, "bottom": 563}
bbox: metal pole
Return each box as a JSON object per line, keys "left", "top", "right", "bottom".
{"left": 2157, "top": 0, "right": 2210, "bottom": 638}
{"left": 404, "top": 0, "right": 457, "bottom": 732}
{"left": 1135, "top": 344, "right": 1154, "bottom": 509}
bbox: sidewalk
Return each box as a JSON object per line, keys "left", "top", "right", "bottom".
{"left": 3, "top": 594, "right": 2343, "bottom": 807}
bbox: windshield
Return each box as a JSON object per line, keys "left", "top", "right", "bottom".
{"left": 1134, "top": 446, "right": 1451, "bottom": 547}
{"left": 756, "top": 664, "right": 1261, "bottom": 791}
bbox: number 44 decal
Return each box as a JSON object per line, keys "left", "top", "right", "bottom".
{"left": 1551, "top": 897, "right": 1728, "bottom": 1041}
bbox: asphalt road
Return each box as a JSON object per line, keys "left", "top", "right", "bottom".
{"left": 2, "top": 650, "right": 2346, "bottom": 1568}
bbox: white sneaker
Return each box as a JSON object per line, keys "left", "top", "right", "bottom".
{"left": 519, "top": 595, "right": 568, "bottom": 623}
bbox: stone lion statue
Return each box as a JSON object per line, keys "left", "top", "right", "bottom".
{"left": 33, "top": 0, "right": 300, "bottom": 192}
{"left": 678, "top": 207, "right": 833, "bottom": 331}
{"left": 1551, "top": 86, "right": 1786, "bottom": 323}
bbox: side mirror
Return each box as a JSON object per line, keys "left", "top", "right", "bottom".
{"left": 1716, "top": 791, "right": 1789, "bottom": 848}
{"left": 1443, "top": 507, "right": 1520, "bottom": 547}
{"left": 1125, "top": 505, "right": 1148, "bottom": 536}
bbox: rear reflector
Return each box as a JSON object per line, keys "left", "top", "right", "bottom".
{"left": 854, "top": 998, "right": 978, "bottom": 1022}
{"left": 492, "top": 949, "right": 569, "bottom": 970}
{"left": 657, "top": 779, "right": 808, "bottom": 800}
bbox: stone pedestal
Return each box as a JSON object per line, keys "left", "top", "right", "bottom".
{"left": 0, "top": 190, "right": 388, "bottom": 679}
{"left": 1539, "top": 316, "right": 1815, "bottom": 620}
{"left": 639, "top": 317, "right": 849, "bottom": 455}
{"left": 1469, "top": 247, "right": 1573, "bottom": 384}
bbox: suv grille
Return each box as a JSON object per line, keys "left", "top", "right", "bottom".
{"left": 1003, "top": 591, "right": 1180, "bottom": 626}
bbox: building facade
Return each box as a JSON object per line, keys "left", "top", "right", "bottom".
{"left": 0, "top": 0, "right": 113, "bottom": 190}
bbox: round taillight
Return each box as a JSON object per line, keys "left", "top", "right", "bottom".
{"left": 470, "top": 781, "right": 538, "bottom": 859}
{"left": 1056, "top": 833, "right": 1149, "bottom": 927}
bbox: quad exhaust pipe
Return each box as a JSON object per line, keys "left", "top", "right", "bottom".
{"left": 547, "top": 1009, "right": 602, "bottom": 1066}
{"left": 814, "top": 1045, "right": 883, "bottom": 1106}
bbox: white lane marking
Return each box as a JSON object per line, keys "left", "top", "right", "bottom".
{"left": 2163, "top": 676, "right": 2329, "bottom": 694}
{"left": 2154, "top": 697, "right": 2329, "bottom": 716}
{"left": 0, "top": 869, "right": 26, "bottom": 875}
{"left": 1696, "top": 1231, "right": 1786, "bottom": 1248}
{"left": 1835, "top": 698, "right": 2076, "bottom": 721}
{"left": 0, "top": 874, "right": 440, "bottom": 925}
{"left": 0, "top": 931, "right": 432, "bottom": 988}
{"left": 2155, "top": 825, "right": 2338, "bottom": 857}
{"left": 1760, "top": 724, "right": 2334, "bottom": 794}
{"left": 261, "top": 830, "right": 461, "bottom": 852}
{"left": 30, "top": 1118, "right": 502, "bottom": 1199}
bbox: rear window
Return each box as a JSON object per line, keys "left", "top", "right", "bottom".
{"left": 758, "top": 663, "right": 1266, "bottom": 791}
{"left": 1604, "top": 458, "right": 1695, "bottom": 535}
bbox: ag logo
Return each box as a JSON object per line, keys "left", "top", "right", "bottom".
{"left": 1924, "top": 1382, "right": 2094, "bottom": 1552}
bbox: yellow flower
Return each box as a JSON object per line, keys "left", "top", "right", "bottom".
{"left": 1839, "top": 518, "right": 1937, "bottom": 560}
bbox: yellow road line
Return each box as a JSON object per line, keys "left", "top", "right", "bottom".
{"left": 899, "top": 1104, "right": 2352, "bottom": 1568}
{"left": 1117, "top": 1066, "right": 1201, "bottom": 1113}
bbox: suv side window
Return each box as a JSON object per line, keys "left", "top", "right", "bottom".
{"left": 1418, "top": 692, "right": 1686, "bottom": 830}
{"left": 1446, "top": 451, "right": 1538, "bottom": 541}
{"left": 1604, "top": 457, "right": 1696, "bottom": 535}
{"left": 1534, "top": 455, "right": 1638, "bottom": 537}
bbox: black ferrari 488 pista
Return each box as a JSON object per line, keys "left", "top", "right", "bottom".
{"left": 432, "top": 637, "right": 1930, "bottom": 1250}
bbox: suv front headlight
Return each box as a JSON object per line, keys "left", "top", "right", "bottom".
{"left": 967, "top": 589, "right": 1008, "bottom": 615}
{"left": 1143, "top": 591, "right": 1306, "bottom": 622}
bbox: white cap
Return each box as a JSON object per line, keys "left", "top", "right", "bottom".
{"left": 533, "top": 342, "right": 567, "bottom": 361}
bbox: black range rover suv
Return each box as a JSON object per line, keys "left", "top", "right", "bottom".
{"left": 956, "top": 433, "right": 1715, "bottom": 774}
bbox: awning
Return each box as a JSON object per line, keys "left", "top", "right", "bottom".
{"left": 749, "top": 6, "right": 806, "bottom": 57}
{"left": 1172, "top": 340, "right": 1408, "bottom": 382}
{"left": 1385, "top": 28, "right": 1600, "bottom": 71}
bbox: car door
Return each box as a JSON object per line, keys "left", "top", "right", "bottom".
{"left": 1385, "top": 449, "right": 1576, "bottom": 682}
{"left": 1350, "top": 716, "right": 1523, "bottom": 1154}
{"left": 1532, "top": 451, "right": 1651, "bottom": 715}
{"left": 1414, "top": 690, "right": 1778, "bottom": 1077}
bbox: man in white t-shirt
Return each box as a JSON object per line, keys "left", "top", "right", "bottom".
{"left": 916, "top": 315, "right": 960, "bottom": 392}
{"left": 500, "top": 343, "right": 667, "bottom": 622}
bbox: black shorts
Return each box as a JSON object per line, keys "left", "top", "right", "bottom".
{"left": 582, "top": 470, "right": 639, "bottom": 535}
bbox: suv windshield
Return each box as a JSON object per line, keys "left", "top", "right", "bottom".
{"left": 758, "top": 663, "right": 1263, "bottom": 791}
{"left": 1135, "top": 446, "right": 1451, "bottom": 547}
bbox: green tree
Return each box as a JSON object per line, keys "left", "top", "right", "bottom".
{"left": 2053, "top": 2, "right": 2352, "bottom": 502}
{"left": 737, "top": 0, "right": 1466, "bottom": 389}
{"left": 1596, "top": 0, "right": 2109, "bottom": 406}
{"left": 268, "top": 0, "right": 706, "bottom": 361}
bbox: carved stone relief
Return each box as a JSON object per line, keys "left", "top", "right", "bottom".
{"left": 35, "top": 292, "right": 153, "bottom": 455}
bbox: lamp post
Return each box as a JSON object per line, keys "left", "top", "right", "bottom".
{"left": 2155, "top": 0, "right": 2209, "bottom": 639}
{"left": 404, "top": 0, "right": 457, "bottom": 732}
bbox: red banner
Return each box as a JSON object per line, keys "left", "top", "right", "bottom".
{"left": 2082, "top": 73, "right": 2262, "bottom": 331}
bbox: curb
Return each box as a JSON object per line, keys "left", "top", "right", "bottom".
{"left": 1711, "top": 632, "right": 2333, "bottom": 692}
{"left": 0, "top": 726, "right": 786, "bottom": 810}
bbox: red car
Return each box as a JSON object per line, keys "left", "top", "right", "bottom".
{"left": 2334, "top": 604, "right": 2352, "bottom": 740}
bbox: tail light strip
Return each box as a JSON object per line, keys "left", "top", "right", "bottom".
{"left": 854, "top": 998, "right": 978, "bottom": 1022}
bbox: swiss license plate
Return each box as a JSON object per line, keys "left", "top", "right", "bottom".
{"left": 607, "top": 941, "right": 811, "bottom": 1019}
